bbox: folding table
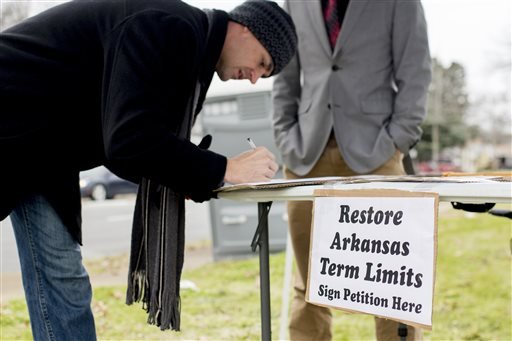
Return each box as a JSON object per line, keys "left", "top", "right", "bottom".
{"left": 218, "top": 176, "right": 512, "bottom": 341}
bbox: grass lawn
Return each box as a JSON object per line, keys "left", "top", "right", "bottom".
{"left": 1, "top": 205, "right": 511, "bottom": 340}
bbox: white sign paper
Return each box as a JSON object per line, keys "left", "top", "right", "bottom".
{"left": 307, "top": 190, "right": 438, "bottom": 329}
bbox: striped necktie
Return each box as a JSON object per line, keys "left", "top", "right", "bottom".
{"left": 324, "top": 0, "right": 340, "bottom": 49}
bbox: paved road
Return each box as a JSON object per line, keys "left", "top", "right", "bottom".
{"left": 1, "top": 196, "right": 212, "bottom": 273}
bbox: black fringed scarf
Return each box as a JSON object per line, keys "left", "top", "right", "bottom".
{"left": 126, "top": 71, "right": 198, "bottom": 328}
{"left": 126, "top": 178, "right": 186, "bottom": 329}
{"left": 125, "top": 9, "right": 225, "bottom": 330}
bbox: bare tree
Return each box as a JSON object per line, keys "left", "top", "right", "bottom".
{"left": 417, "top": 58, "right": 470, "bottom": 162}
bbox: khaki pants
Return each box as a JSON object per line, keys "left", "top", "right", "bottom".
{"left": 285, "top": 136, "right": 422, "bottom": 341}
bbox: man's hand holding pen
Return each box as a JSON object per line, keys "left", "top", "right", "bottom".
{"left": 224, "top": 138, "right": 278, "bottom": 184}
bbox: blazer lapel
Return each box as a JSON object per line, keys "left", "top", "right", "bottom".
{"left": 334, "top": 0, "right": 369, "bottom": 55}
{"left": 306, "top": 0, "right": 332, "bottom": 56}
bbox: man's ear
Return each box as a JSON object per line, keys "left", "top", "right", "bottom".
{"left": 241, "top": 25, "right": 252, "bottom": 38}
{"left": 227, "top": 21, "right": 248, "bottom": 42}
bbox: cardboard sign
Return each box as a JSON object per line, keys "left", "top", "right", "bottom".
{"left": 306, "top": 189, "right": 438, "bottom": 329}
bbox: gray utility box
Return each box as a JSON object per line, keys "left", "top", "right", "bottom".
{"left": 200, "top": 90, "right": 288, "bottom": 260}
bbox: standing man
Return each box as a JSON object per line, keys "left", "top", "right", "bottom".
{"left": 272, "top": 0, "right": 431, "bottom": 340}
{"left": 0, "top": 0, "right": 297, "bottom": 339}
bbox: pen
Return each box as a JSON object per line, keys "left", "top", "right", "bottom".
{"left": 247, "top": 137, "right": 257, "bottom": 150}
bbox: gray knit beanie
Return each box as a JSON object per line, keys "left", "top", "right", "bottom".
{"left": 229, "top": 0, "right": 297, "bottom": 76}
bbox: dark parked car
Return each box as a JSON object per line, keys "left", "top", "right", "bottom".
{"left": 79, "top": 166, "right": 138, "bottom": 201}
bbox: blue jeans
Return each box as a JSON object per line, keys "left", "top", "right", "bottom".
{"left": 10, "top": 193, "right": 96, "bottom": 341}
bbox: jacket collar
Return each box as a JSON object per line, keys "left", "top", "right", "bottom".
{"left": 195, "top": 9, "right": 228, "bottom": 115}
{"left": 306, "top": 0, "right": 369, "bottom": 57}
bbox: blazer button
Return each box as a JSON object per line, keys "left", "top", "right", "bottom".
{"left": 327, "top": 104, "right": 332, "bottom": 110}
{"left": 332, "top": 65, "right": 340, "bottom": 71}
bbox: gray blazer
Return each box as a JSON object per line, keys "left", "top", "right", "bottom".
{"left": 272, "top": 0, "right": 432, "bottom": 175}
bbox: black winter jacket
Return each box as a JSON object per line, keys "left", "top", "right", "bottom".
{"left": 0, "top": 0, "right": 229, "bottom": 242}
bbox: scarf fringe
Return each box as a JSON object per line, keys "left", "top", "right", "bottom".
{"left": 126, "top": 264, "right": 182, "bottom": 331}
{"left": 147, "top": 295, "right": 160, "bottom": 324}
{"left": 146, "top": 292, "right": 181, "bottom": 331}
{"left": 126, "top": 270, "right": 147, "bottom": 306}
{"left": 160, "top": 293, "right": 181, "bottom": 331}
